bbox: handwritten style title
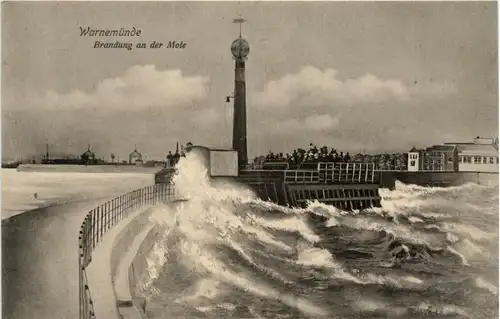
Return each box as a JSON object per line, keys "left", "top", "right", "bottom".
{"left": 79, "top": 26, "right": 187, "bottom": 51}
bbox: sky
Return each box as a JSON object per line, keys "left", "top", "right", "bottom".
{"left": 2, "top": 1, "right": 498, "bottom": 162}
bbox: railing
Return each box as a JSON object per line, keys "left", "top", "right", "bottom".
{"left": 317, "top": 162, "right": 376, "bottom": 184}
{"left": 284, "top": 170, "right": 320, "bottom": 183}
{"left": 262, "top": 161, "right": 289, "bottom": 170}
{"left": 282, "top": 163, "right": 375, "bottom": 184}
{"left": 78, "top": 183, "right": 177, "bottom": 319}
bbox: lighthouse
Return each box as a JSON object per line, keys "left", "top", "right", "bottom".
{"left": 229, "top": 16, "right": 250, "bottom": 169}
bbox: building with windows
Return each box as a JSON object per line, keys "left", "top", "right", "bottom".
{"left": 129, "top": 146, "right": 143, "bottom": 164}
{"left": 424, "top": 144, "right": 458, "bottom": 171}
{"left": 407, "top": 147, "right": 422, "bottom": 171}
{"left": 408, "top": 137, "right": 499, "bottom": 173}
{"left": 444, "top": 137, "right": 499, "bottom": 173}
{"left": 407, "top": 144, "right": 457, "bottom": 172}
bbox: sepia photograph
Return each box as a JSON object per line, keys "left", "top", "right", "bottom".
{"left": 1, "top": 1, "right": 498, "bottom": 319}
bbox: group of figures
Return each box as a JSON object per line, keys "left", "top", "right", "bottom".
{"left": 255, "top": 144, "right": 352, "bottom": 170}
{"left": 255, "top": 143, "right": 408, "bottom": 171}
{"left": 165, "top": 142, "right": 193, "bottom": 167}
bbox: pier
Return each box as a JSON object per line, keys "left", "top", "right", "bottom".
{"left": 236, "top": 162, "right": 380, "bottom": 209}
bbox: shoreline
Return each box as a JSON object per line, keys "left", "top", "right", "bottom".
{"left": 15, "top": 164, "right": 164, "bottom": 174}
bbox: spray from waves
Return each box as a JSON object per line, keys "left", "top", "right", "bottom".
{"left": 137, "top": 152, "right": 496, "bottom": 319}
{"left": 475, "top": 277, "right": 499, "bottom": 295}
{"left": 353, "top": 299, "right": 471, "bottom": 318}
{"left": 379, "top": 180, "right": 498, "bottom": 220}
{"left": 381, "top": 180, "right": 490, "bottom": 199}
{"left": 141, "top": 151, "right": 333, "bottom": 318}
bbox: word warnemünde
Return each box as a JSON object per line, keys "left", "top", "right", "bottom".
{"left": 80, "top": 27, "right": 142, "bottom": 37}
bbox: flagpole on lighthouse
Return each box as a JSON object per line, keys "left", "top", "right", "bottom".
{"left": 233, "top": 16, "right": 245, "bottom": 37}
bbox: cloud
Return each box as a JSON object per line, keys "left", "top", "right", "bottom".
{"left": 246, "top": 66, "right": 461, "bottom": 156}
{"left": 251, "top": 66, "right": 457, "bottom": 110}
{"left": 251, "top": 66, "right": 410, "bottom": 109}
{"left": 3, "top": 65, "right": 221, "bottom": 160}
{"left": 27, "top": 65, "right": 210, "bottom": 110}
{"left": 272, "top": 113, "right": 341, "bottom": 136}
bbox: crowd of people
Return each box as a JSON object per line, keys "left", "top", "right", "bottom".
{"left": 255, "top": 143, "right": 408, "bottom": 171}
{"left": 371, "top": 153, "right": 407, "bottom": 171}
{"left": 255, "top": 144, "right": 352, "bottom": 169}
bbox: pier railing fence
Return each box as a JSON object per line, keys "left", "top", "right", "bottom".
{"left": 318, "top": 162, "right": 376, "bottom": 184}
{"left": 282, "top": 162, "right": 377, "bottom": 184}
{"left": 78, "top": 183, "right": 177, "bottom": 319}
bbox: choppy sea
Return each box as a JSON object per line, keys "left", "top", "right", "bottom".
{"left": 137, "top": 153, "right": 499, "bottom": 319}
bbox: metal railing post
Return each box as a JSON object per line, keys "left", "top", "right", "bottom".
{"left": 113, "top": 199, "right": 117, "bottom": 226}
{"left": 79, "top": 230, "right": 83, "bottom": 319}
{"left": 93, "top": 209, "right": 98, "bottom": 247}
{"left": 98, "top": 206, "right": 103, "bottom": 240}
{"left": 107, "top": 202, "right": 111, "bottom": 230}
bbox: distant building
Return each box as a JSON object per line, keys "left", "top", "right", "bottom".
{"left": 407, "top": 137, "right": 499, "bottom": 173}
{"left": 445, "top": 137, "right": 499, "bottom": 173}
{"left": 407, "top": 144, "right": 457, "bottom": 172}
{"left": 424, "top": 144, "right": 458, "bottom": 171}
{"left": 129, "top": 146, "right": 143, "bottom": 164}
{"left": 407, "top": 147, "right": 422, "bottom": 171}
{"left": 81, "top": 145, "right": 96, "bottom": 164}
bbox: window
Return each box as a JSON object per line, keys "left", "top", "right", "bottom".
{"left": 490, "top": 157, "right": 495, "bottom": 164}
{"left": 448, "top": 157, "right": 453, "bottom": 163}
{"left": 482, "top": 157, "right": 488, "bottom": 164}
{"left": 462, "top": 156, "right": 471, "bottom": 164}
{"left": 474, "top": 156, "right": 481, "bottom": 164}
{"left": 410, "top": 160, "right": 416, "bottom": 166}
{"left": 497, "top": 157, "right": 499, "bottom": 164}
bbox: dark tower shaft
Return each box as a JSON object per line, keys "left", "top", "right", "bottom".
{"left": 233, "top": 59, "right": 248, "bottom": 168}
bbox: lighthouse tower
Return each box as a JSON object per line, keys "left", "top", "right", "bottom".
{"left": 230, "top": 16, "right": 250, "bottom": 169}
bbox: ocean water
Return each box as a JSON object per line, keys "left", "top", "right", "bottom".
{"left": 1, "top": 169, "right": 154, "bottom": 218}
{"left": 138, "top": 152, "right": 499, "bottom": 319}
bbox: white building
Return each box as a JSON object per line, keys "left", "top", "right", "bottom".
{"left": 407, "top": 147, "right": 421, "bottom": 171}
{"left": 445, "top": 137, "right": 499, "bottom": 173}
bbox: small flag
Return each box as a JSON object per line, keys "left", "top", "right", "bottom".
{"left": 233, "top": 17, "right": 246, "bottom": 24}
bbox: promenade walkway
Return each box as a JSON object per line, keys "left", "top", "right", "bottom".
{"left": 2, "top": 196, "right": 119, "bottom": 319}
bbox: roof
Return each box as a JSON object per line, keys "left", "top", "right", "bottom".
{"left": 130, "top": 149, "right": 142, "bottom": 157}
{"left": 191, "top": 145, "right": 235, "bottom": 152}
{"left": 426, "top": 145, "right": 457, "bottom": 152}
{"left": 445, "top": 137, "right": 496, "bottom": 146}
{"left": 456, "top": 143, "right": 498, "bottom": 155}
{"left": 209, "top": 148, "right": 236, "bottom": 152}
{"left": 409, "top": 147, "right": 418, "bottom": 152}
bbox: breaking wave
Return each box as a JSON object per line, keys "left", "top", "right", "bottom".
{"left": 137, "top": 151, "right": 498, "bottom": 319}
